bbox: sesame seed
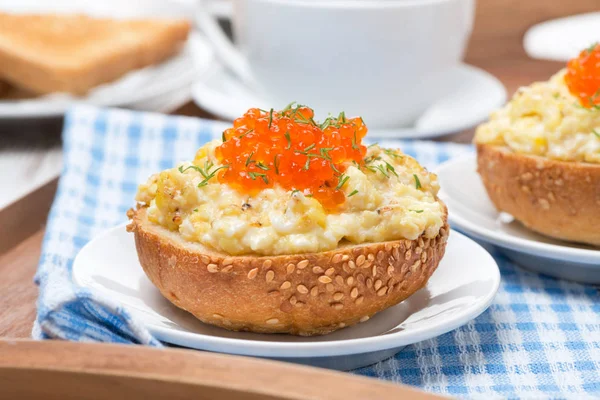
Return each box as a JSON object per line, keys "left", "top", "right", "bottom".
{"left": 297, "top": 260, "right": 309, "bottom": 269}
{"left": 332, "top": 303, "right": 344, "bottom": 310}
{"left": 366, "top": 278, "right": 373, "bottom": 289}
{"left": 415, "top": 247, "right": 422, "bottom": 255}
{"left": 221, "top": 265, "right": 233, "bottom": 273}
{"left": 266, "top": 270, "right": 275, "bottom": 282}
{"left": 297, "top": 284, "right": 309, "bottom": 294}
{"left": 280, "top": 281, "right": 291, "bottom": 290}
{"left": 374, "top": 279, "right": 382, "bottom": 290}
{"left": 266, "top": 318, "right": 279, "bottom": 325}
{"left": 287, "top": 263, "right": 296, "bottom": 274}
{"left": 295, "top": 301, "right": 305, "bottom": 307}
{"left": 318, "top": 276, "right": 332, "bottom": 284}
{"left": 325, "top": 267, "right": 335, "bottom": 276}
{"left": 350, "top": 287, "right": 359, "bottom": 298}
{"left": 332, "top": 254, "right": 342, "bottom": 263}
{"left": 247, "top": 268, "right": 258, "bottom": 279}
{"left": 405, "top": 249, "right": 412, "bottom": 260}
{"left": 201, "top": 256, "right": 210, "bottom": 264}
{"left": 333, "top": 292, "right": 344, "bottom": 301}
{"left": 377, "top": 287, "right": 388, "bottom": 296}
{"left": 313, "top": 266, "right": 324, "bottom": 274}
{"left": 342, "top": 255, "right": 350, "bottom": 261}
{"left": 213, "top": 313, "right": 223, "bottom": 319}
{"left": 326, "top": 283, "right": 334, "bottom": 292}
{"left": 207, "top": 264, "right": 218, "bottom": 273}
{"left": 263, "top": 260, "right": 272, "bottom": 268}
{"left": 392, "top": 247, "right": 400, "bottom": 260}
{"left": 377, "top": 251, "right": 385, "bottom": 262}
{"left": 372, "top": 265, "right": 377, "bottom": 277}
{"left": 359, "top": 315, "right": 369, "bottom": 322}
{"left": 335, "top": 275, "right": 344, "bottom": 285}
{"left": 421, "top": 252, "right": 427, "bottom": 263}
{"left": 411, "top": 260, "right": 421, "bottom": 272}
{"left": 347, "top": 276, "right": 354, "bottom": 285}
{"left": 289, "top": 296, "right": 297, "bottom": 305}
{"left": 310, "top": 286, "right": 319, "bottom": 297}
{"left": 348, "top": 260, "right": 356, "bottom": 269}
{"left": 355, "top": 296, "right": 364, "bottom": 305}
{"left": 356, "top": 255, "right": 366, "bottom": 266}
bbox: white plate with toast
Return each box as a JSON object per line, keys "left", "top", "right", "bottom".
{"left": 0, "top": 0, "right": 214, "bottom": 118}
{"left": 73, "top": 225, "right": 500, "bottom": 370}
{"left": 437, "top": 155, "right": 600, "bottom": 284}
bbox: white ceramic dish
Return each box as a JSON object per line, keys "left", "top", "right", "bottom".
{"left": 524, "top": 12, "right": 600, "bottom": 62}
{"left": 73, "top": 225, "right": 500, "bottom": 370}
{"left": 191, "top": 62, "right": 506, "bottom": 139}
{"left": 0, "top": 0, "right": 214, "bottom": 118}
{"left": 437, "top": 154, "right": 600, "bottom": 283}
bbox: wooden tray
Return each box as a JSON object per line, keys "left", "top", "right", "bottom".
{"left": 0, "top": 340, "right": 441, "bottom": 399}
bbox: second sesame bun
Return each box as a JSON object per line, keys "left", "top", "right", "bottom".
{"left": 476, "top": 144, "right": 600, "bottom": 247}
{"left": 127, "top": 207, "right": 449, "bottom": 336}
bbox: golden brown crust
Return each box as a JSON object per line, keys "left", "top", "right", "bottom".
{"left": 0, "top": 13, "right": 190, "bottom": 95}
{"left": 129, "top": 207, "right": 449, "bottom": 336}
{"left": 477, "top": 144, "right": 600, "bottom": 246}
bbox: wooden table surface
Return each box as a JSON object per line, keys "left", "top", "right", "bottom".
{"left": 0, "top": 56, "right": 564, "bottom": 339}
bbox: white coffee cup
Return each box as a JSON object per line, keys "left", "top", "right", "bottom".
{"left": 196, "top": 0, "right": 475, "bottom": 128}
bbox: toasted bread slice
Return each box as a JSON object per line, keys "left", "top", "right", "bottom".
{"left": 477, "top": 144, "right": 600, "bottom": 246}
{"left": 127, "top": 207, "right": 449, "bottom": 336}
{"left": 0, "top": 13, "right": 190, "bottom": 95}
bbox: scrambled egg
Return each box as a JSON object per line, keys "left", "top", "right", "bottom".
{"left": 136, "top": 141, "right": 445, "bottom": 256}
{"left": 475, "top": 69, "right": 600, "bottom": 163}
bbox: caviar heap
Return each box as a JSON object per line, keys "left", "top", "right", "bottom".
{"left": 565, "top": 43, "right": 600, "bottom": 108}
{"left": 214, "top": 104, "right": 368, "bottom": 209}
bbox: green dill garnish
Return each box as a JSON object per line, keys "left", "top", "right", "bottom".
{"left": 594, "top": 129, "right": 600, "bottom": 139}
{"left": 336, "top": 174, "right": 350, "bottom": 190}
{"left": 179, "top": 160, "right": 229, "bottom": 187}
{"left": 339, "top": 111, "right": 346, "bottom": 123}
{"left": 414, "top": 174, "right": 422, "bottom": 189}
{"left": 193, "top": 208, "right": 198, "bottom": 212}
{"left": 368, "top": 142, "right": 378, "bottom": 148}
{"left": 371, "top": 164, "right": 390, "bottom": 178}
{"left": 274, "top": 155, "right": 280, "bottom": 174}
{"left": 239, "top": 128, "right": 253, "bottom": 138}
{"left": 320, "top": 147, "right": 333, "bottom": 160}
{"left": 222, "top": 131, "right": 226, "bottom": 142}
{"left": 248, "top": 171, "right": 269, "bottom": 184}
{"left": 282, "top": 101, "right": 296, "bottom": 112}
{"left": 268, "top": 108, "right": 274, "bottom": 129}
{"left": 305, "top": 194, "right": 313, "bottom": 197}
{"left": 348, "top": 190, "right": 359, "bottom": 197}
{"left": 245, "top": 152, "right": 254, "bottom": 167}
{"left": 330, "top": 162, "right": 340, "bottom": 174}
{"left": 291, "top": 189, "right": 300, "bottom": 195}
{"left": 383, "top": 148, "right": 403, "bottom": 159}
{"left": 383, "top": 161, "right": 398, "bottom": 177}
{"left": 352, "top": 130, "right": 359, "bottom": 150}
{"left": 304, "top": 143, "right": 316, "bottom": 152}
{"left": 552, "top": 93, "right": 560, "bottom": 99}
{"left": 320, "top": 117, "right": 333, "bottom": 131}
{"left": 587, "top": 42, "right": 598, "bottom": 53}
{"left": 410, "top": 209, "right": 424, "bottom": 213}
{"left": 303, "top": 157, "right": 311, "bottom": 170}
{"left": 256, "top": 161, "right": 270, "bottom": 171}
{"left": 284, "top": 131, "right": 292, "bottom": 149}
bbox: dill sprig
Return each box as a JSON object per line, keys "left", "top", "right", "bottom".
{"left": 248, "top": 171, "right": 269, "bottom": 184}
{"left": 348, "top": 190, "right": 359, "bottom": 197}
{"left": 336, "top": 174, "right": 350, "bottom": 190}
{"left": 414, "top": 174, "right": 422, "bottom": 189}
{"left": 178, "top": 161, "right": 229, "bottom": 187}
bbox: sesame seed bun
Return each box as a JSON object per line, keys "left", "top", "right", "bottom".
{"left": 476, "top": 144, "right": 600, "bottom": 247}
{"left": 127, "top": 207, "right": 449, "bottom": 336}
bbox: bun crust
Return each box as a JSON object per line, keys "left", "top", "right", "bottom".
{"left": 476, "top": 144, "right": 600, "bottom": 246}
{"left": 128, "top": 207, "right": 449, "bottom": 336}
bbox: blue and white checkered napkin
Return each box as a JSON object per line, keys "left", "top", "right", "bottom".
{"left": 35, "top": 105, "right": 600, "bottom": 398}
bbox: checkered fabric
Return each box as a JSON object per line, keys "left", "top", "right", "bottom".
{"left": 34, "top": 105, "right": 600, "bottom": 399}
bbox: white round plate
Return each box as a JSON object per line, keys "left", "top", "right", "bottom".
{"left": 437, "top": 154, "right": 600, "bottom": 283}
{"left": 0, "top": 0, "right": 214, "bottom": 118}
{"left": 191, "top": 63, "right": 506, "bottom": 139}
{"left": 524, "top": 12, "right": 600, "bottom": 62}
{"left": 73, "top": 225, "right": 499, "bottom": 370}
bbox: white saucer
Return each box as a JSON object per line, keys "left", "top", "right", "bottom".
{"left": 524, "top": 12, "right": 600, "bottom": 62}
{"left": 191, "top": 63, "right": 506, "bottom": 139}
{"left": 73, "top": 224, "right": 499, "bottom": 370}
{"left": 0, "top": 0, "right": 215, "bottom": 119}
{"left": 437, "top": 154, "right": 600, "bottom": 284}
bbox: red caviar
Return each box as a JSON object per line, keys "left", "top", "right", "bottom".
{"left": 214, "top": 104, "right": 368, "bottom": 209}
{"left": 565, "top": 43, "right": 600, "bottom": 108}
